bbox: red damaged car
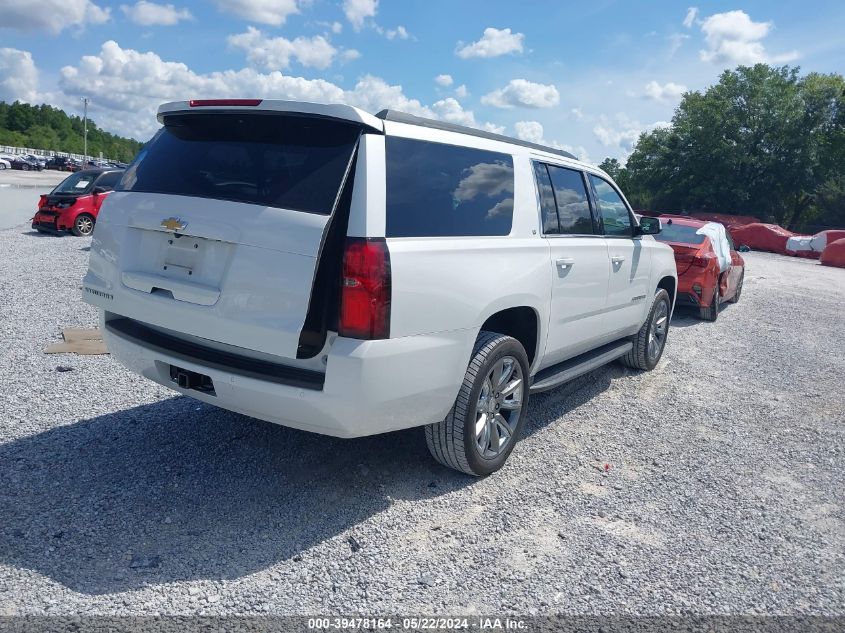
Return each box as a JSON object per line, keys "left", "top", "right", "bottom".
{"left": 655, "top": 216, "right": 745, "bottom": 321}
{"left": 32, "top": 168, "right": 123, "bottom": 236}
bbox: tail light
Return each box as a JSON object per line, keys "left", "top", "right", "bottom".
{"left": 676, "top": 253, "right": 714, "bottom": 268}
{"left": 339, "top": 237, "right": 391, "bottom": 339}
{"left": 38, "top": 194, "right": 47, "bottom": 209}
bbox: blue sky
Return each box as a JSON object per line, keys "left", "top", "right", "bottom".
{"left": 1, "top": 0, "right": 843, "bottom": 162}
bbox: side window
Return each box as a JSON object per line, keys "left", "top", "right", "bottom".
{"left": 532, "top": 162, "right": 559, "bottom": 234}
{"left": 547, "top": 165, "right": 594, "bottom": 235}
{"left": 95, "top": 171, "right": 122, "bottom": 191}
{"left": 385, "top": 137, "right": 514, "bottom": 237}
{"left": 589, "top": 174, "right": 632, "bottom": 237}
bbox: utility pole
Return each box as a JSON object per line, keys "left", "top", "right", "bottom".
{"left": 81, "top": 97, "right": 89, "bottom": 165}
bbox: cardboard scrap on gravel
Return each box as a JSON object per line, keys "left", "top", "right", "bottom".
{"left": 44, "top": 328, "right": 109, "bottom": 355}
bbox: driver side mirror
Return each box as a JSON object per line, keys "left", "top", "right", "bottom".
{"left": 635, "top": 216, "right": 661, "bottom": 236}
{"left": 92, "top": 186, "right": 106, "bottom": 195}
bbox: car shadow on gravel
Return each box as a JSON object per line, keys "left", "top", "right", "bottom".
{"left": 0, "top": 364, "right": 617, "bottom": 595}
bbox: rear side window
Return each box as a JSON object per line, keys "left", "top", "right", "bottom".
{"left": 546, "top": 165, "right": 594, "bottom": 235}
{"left": 95, "top": 171, "right": 123, "bottom": 191}
{"left": 589, "top": 174, "right": 632, "bottom": 237}
{"left": 385, "top": 137, "right": 514, "bottom": 237}
{"left": 532, "top": 162, "right": 559, "bottom": 234}
{"left": 117, "top": 113, "right": 361, "bottom": 214}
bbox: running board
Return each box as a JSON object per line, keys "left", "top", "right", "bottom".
{"left": 529, "top": 340, "right": 633, "bottom": 394}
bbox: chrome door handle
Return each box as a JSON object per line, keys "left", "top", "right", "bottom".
{"left": 556, "top": 258, "right": 575, "bottom": 269}
{"left": 611, "top": 256, "right": 626, "bottom": 264}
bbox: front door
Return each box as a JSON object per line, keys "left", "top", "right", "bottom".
{"left": 587, "top": 174, "right": 652, "bottom": 337}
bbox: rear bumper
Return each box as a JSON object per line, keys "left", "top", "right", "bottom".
{"left": 677, "top": 270, "right": 718, "bottom": 308}
{"left": 100, "top": 313, "right": 475, "bottom": 438}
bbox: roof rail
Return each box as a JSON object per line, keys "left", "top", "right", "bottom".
{"left": 375, "top": 109, "right": 577, "bottom": 160}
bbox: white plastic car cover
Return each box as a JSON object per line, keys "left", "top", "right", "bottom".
{"left": 809, "top": 232, "right": 831, "bottom": 253}
{"left": 787, "top": 235, "right": 814, "bottom": 253}
{"left": 695, "top": 222, "right": 732, "bottom": 272}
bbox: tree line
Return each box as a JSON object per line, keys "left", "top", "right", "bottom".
{"left": 600, "top": 65, "right": 845, "bottom": 231}
{"left": 0, "top": 101, "right": 144, "bottom": 163}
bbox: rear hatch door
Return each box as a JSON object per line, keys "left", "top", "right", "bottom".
{"left": 83, "top": 108, "right": 370, "bottom": 359}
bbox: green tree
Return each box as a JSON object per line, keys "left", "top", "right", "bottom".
{"left": 621, "top": 64, "right": 845, "bottom": 229}
{"left": 0, "top": 100, "right": 143, "bottom": 161}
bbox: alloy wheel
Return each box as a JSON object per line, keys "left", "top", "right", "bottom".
{"left": 647, "top": 299, "right": 669, "bottom": 361}
{"left": 76, "top": 216, "right": 94, "bottom": 236}
{"left": 474, "top": 356, "right": 524, "bottom": 459}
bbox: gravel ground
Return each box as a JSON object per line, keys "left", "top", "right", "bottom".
{"left": 1, "top": 224, "right": 843, "bottom": 617}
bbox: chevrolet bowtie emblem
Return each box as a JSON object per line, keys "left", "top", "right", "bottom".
{"left": 161, "top": 217, "right": 187, "bottom": 232}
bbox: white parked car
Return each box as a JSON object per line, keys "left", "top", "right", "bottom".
{"left": 82, "top": 99, "right": 677, "bottom": 475}
{"left": 0, "top": 157, "right": 10, "bottom": 170}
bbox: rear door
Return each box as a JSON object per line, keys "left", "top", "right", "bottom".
{"left": 535, "top": 161, "right": 610, "bottom": 368}
{"left": 83, "top": 111, "right": 365, "bottom": 359}
{"left": 587, "top": 173, "right": 652, "bottom": 336}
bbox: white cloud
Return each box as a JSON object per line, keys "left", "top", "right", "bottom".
{"left": 341, "top": 49, "right": 361, "bottom": 62}
{"left": 593, "top": 114, "right": 669, "bottom": 154}
{"left": 481, "top": 79, "right": 559, "bottom": 109}
{"left": 667, "top": 33, "right": 688, "bottom": 58}
{"left": 54, "top": 41, "right": 507, "bottom": 142}
{"left": 456, "top": 27, "right": 524, "bottom": 59}
{"left": 121, "top": 1, "right": 191, "bottom": 26}
{"left": 214, "top": 0, "right": 299, "bottom": 26}
{"left": 331, "top": 21, "right": 343, "bottom": 34}
{"left": 228, "top": 27, "right": 340, "bottom": 70}
{"left": 0, "top": 48, "right": 39, "bottom": 103}
{"left": 643, "top": 80, "right": 687, "bottom": 101}
{"left": 514, "top": 120, "right": 587, "bottom": 160}
{"left": 514, "top": 121, "right": 546, "bottom": 144}
{"left": 683, "top": 7, "right": 699, "bottom": 29}
{"left": 482, "top": 122, "right": 505, "bottom": 134}
{"left": 0, "top": 0, "right": 110, "bottom": 33}
{"left": 434, "top": 74, "right": 453, "bottom": 87}
{"left": 699, "top": 10, "right": 798, "bottom": 65}
{"left": 570, "top": 107, "right": 584, "bottom": 120}
{"left": 454, "top": 84, "right": 468, "bottom": 99}
{"left": 431, "top": 97, "right": 479, "bottom": 127}
{"left": 385, "top": 25, "right": 409, "bottom": 40}
{"left": 343, "top": 0, "right": 378, "bottom": 31}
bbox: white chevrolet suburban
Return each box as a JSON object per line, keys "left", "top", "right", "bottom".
{"left": 82, "top": 99, "right": 677, "bottom": 476}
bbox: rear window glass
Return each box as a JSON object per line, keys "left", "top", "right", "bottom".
{"left": 654, "top": 222, "right": 707, "bottom": 245}
{"left": 53, "top": 172, "right": 96, "bottom": 194}
{"left": 117, "top": 113, "right": 360, "bottom": 214}
{"left": 386, "top": 137, "right": 514, "bottom": 237}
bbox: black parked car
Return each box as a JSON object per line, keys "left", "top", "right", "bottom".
{"left": 6, "top": 155, "right": 41, "bottom": 171}
{"left": 46, "top": 156, "right": 80, "bottom": 172}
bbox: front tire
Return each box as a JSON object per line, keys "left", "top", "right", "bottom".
{"left": 621, "top": 289, "right": 671, "bottom": 371}
{"left": 71, "top": 213, "right": 95, "bottom": 237}
{"left": 425, "top": 331, "right": 530, "bottom": 476}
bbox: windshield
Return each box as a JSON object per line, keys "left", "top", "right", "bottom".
{"left": 654, "top": 222, "right": 707, "bottom": 245}
{"left": 117, "top": 113, "right": 361, "bottom": 214}
{"left": 52, "top": 172, "right": 97, "bottom": 194}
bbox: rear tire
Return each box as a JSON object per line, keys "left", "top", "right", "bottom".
{"left": 728, "top": 271, "right": 744, "bottom": 303}
{"left": 620, "top": 289, "right": 671, "bottom": 371}
{"left": 699, "top": 283, "right": 719, "bottom": 321}
{"left": 425, "top": 331, "right": 530, "bottom": 476}
{"left": 71, "top": 213, "right": 95, "bottom": 237}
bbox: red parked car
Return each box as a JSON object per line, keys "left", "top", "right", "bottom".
{"left": 31, "top": 168, "right": 123, "bottom": 236}
{"left": 655, "top": 216, "right": 745, "bottom": 321}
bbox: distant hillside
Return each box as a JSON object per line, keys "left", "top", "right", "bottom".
{"left": 0, "top": 101, "right": 144, "bottom": 163}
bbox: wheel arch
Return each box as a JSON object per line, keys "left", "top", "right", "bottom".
{"left": 479, "top": 306, "right": 540, "bottom": 369}
{"left": 657, "top": 275, "right": 676, "bottom": 313}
